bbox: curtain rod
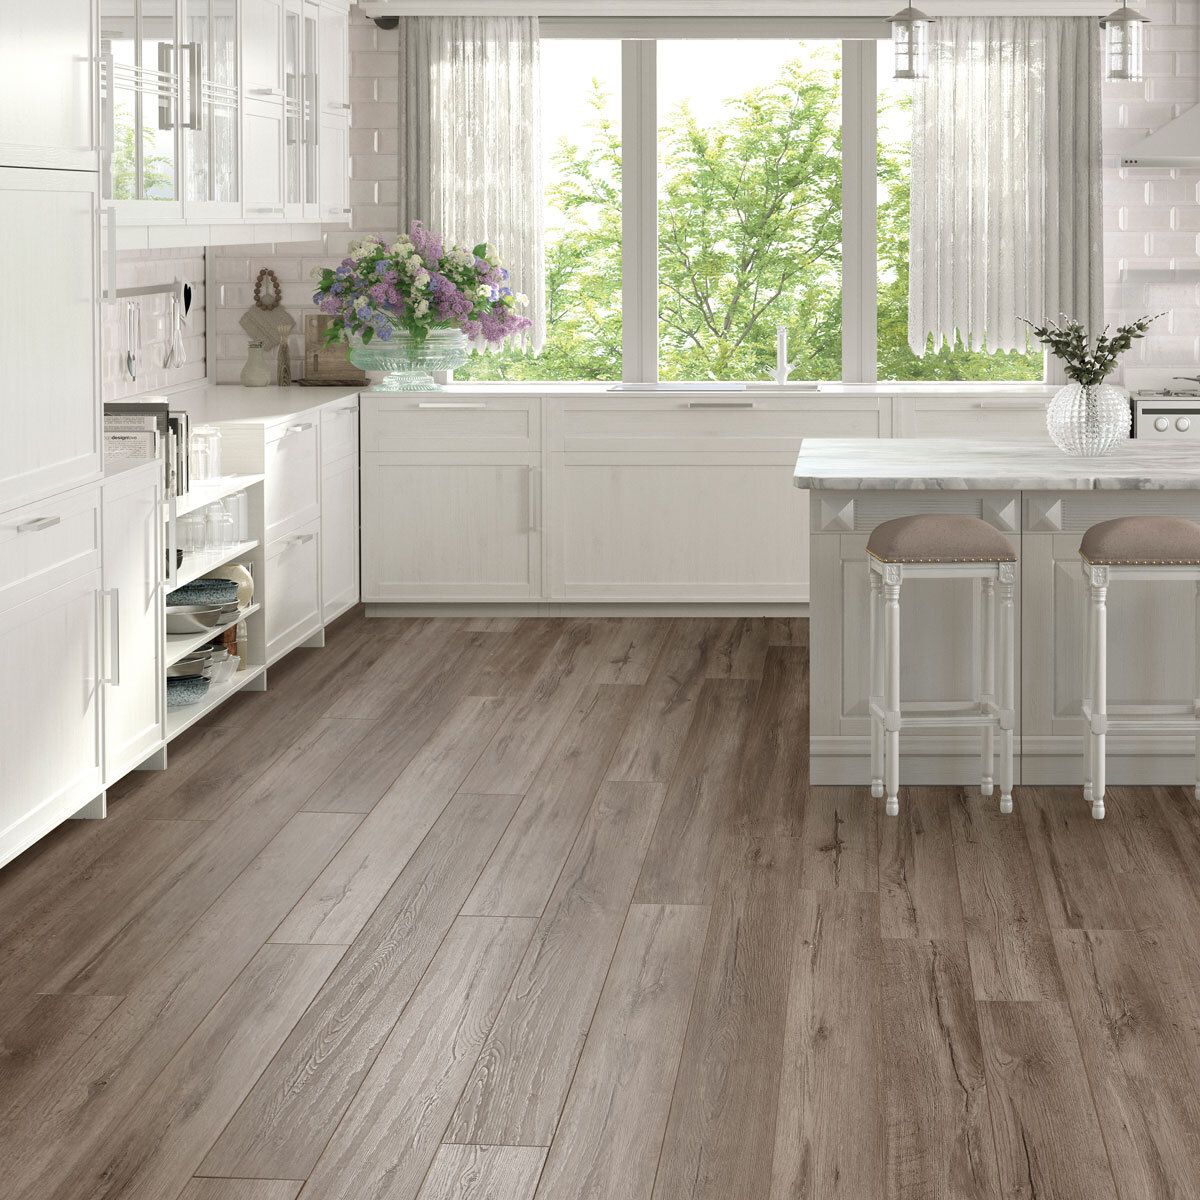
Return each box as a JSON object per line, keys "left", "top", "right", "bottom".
{"left": 359, "top": 2, "right": 1111, "bottom": 17}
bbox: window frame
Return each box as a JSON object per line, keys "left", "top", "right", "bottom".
{"left": 537, "top": 19, "right": 1046, "bottom": 386}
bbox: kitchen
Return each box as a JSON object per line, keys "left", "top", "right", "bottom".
{"left": 3, "top": 2, "right": 1200, "bottom": 1197}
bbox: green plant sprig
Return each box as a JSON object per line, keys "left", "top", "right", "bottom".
{"left": 1019, "top": 313, "right": 1163, "bottom": 387}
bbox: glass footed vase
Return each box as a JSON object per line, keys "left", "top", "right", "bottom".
{"left": 347, "top": 326, "right": 470, "bottom": 392}
{"left": 1046, "top": 382, "right": 1131, "bottom": 457}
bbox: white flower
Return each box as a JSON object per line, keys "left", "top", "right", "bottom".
{"left": 415, "top": 299, "right": 430, "bottom": 317}
{"left": 485, "top": 243, "right": 504, "bottom": 266}
{"left": 414, "top": 269, "right": 430, "bottom": 289}
{"left": 515, "top": 292, "right": 528, "bottom": 306}
{"left": 309, "top": 266, "right": 323, "bottom": 279}
{"left": 349, "top": 239, "right": 375, "bottom": 261}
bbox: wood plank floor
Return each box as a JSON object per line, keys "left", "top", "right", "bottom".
{"left": 4, "top": 610, "right": 1200, "bottom": 1199}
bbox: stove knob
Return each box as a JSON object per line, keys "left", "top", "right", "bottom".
{"left": 1155, "top": 417, "right": 1170, "bottom": 431}
{"left": 1178, "top": 417, "right": 1192, "bottom": 432}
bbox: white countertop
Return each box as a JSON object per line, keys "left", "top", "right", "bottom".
{"left": 134, "top": 384, "right": 362, "bottom": 426}
{"left": 793, "top": 437, "right": 1200, "bottom": 491}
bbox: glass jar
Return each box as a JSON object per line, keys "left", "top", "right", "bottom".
{"left": 241, "top": 340, "right": 270, "bottom": 387}
{"left": 206, "top": 501, "right": 235, "bottom": 548}
{"left": 190, "top": 426, "right": 223, "bottom": 481}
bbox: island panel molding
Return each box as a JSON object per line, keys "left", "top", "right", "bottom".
{"left": 797, "top": 438, "right": 1200, "bottom": 788}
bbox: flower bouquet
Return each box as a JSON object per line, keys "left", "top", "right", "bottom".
{"left": 311, "top": 221, "right": 532, "bottom": 390}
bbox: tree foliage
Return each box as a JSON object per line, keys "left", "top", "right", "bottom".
{"left": 456, "top": 51, "right": 1043, "bottom": 383}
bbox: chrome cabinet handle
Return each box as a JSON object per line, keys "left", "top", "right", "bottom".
{"left": 247, "top": 206, "right": 284, "bottom": 215}
{"left": 287, "top": 422, "right": 314, "bottom": 434}
{"left": 417, "top": 402, "right": 486, "bottom": 409}
{"left": 335, "top": 404, "right": 358, "bottom": 412}
{"left": 16, "top": 515, "right": 61, "bottom": 533}
{"left": 102, "top": 588, "right": 120, "bottom": 685}
{"left": 976, "top": 399, "right": 1049, "bottom": 410}
{"left": 250, "top": 87, "right": 285, "bottom": 97}
{"left": 687, "top": 401, "right": 755, "bottom": 409}
{"left": 289, "top": 532, "right": 315, "bottom": 546}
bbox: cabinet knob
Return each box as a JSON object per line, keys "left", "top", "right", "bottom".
{"left": 1155, "top": 417, "right": 1170, "bottom": 432}
{"left": 1177, "top": 416, "right": 1192, "bottom": 432}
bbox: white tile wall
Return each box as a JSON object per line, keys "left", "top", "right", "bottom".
{"left": 103, "top": 249, "right": 207, "bottom": 401}
{"left": 1106, "top": 0, "right": 1200, "bottom": 388}
{"left": 210, "top": 4, "right": 1200, "bottom": 387}
{"left": 210, "top": 5, "right": 398, "bottom": 383}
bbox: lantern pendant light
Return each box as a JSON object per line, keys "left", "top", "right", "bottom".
{"left": 1100, "top": 6, "right": 1149, "bottom": 82}
{"left": 890, "top": 6, "right": 935, "bottom": 81}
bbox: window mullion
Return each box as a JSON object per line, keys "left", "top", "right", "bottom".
{"left": 841, "top": 38, "right": 878, "bottom": 383}
{"left": 621, "top": 39, "right": 658, "bottom": 383}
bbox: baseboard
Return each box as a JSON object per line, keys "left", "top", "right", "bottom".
{"left": 366, "top": 601, "right": 809, "bottom": 618}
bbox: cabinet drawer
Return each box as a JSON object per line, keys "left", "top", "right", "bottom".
{"left": 361, "top": 395, "right": 540, "bottom": 452}
{"left": 0, "top": 484, "right": 101, "bottom": 613}
{"left": 556, "top": 396, "right": 890, "bottom": 452}
{"left": 321, "top": 397, "right": 360, "bottom": 465}
{"left": 265, "top": 519, "right": 321, "bottom": 663}
{"left": 264, "top": 416, "right": 321, "bottom": 541}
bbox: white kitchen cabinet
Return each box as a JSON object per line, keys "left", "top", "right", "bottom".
{"left": 99, "top": 0, "right": 183, "bottom": 216}
{"left": 548, "top": 394, "right": 891, "bottom": 603}
{"left": 262, "top": 416, "right": 321, "bottom": 542}
{"left": 265, "top": 519, "right": 321, "bottom": 661}
{"left": 551, "top": 452, "right": 809, "bottom": 602}
{"left": 181, "top": 0, "right": 241, "bottom": 218}
{"left": 242, "top": 0, "right": 285, "bottom": 96}
{"left": 0, "top": 0, "right": 96, "bottom": 170}
{"left": 319, "top": 0, "right": 350, "bottom": 113}
{"left": 0, "top": 484, "right": 104, "bottom": 870}
{"left": 320, "top": 398, "right": 359, "bottom": 622}
{"left": 318, "top": 111, "right": 350, "bottom": 223}
{"left": 892, "top": 393, "right": 1050, "bottom": 438}
{"left": 321, "top": 453, "right": 359, "bottom": 622}
{"left": 242, "top": 96, "right": 286, "bottom": 219}
{"left": 101, "top": 463, "right": 165, "bottom": 784}
{"left": 0, "top": 168, "right": 102, "bottom": 513}
{"left": 362, "top": 452, "right": 543, "bottom": 602}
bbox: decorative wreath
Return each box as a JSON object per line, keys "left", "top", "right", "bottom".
{"left": 253, "top": 268, "right": 282, "bottom": 311}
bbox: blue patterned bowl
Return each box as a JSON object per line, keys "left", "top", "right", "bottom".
{"left": 166, "top": 675, "right": 211, "bottom": 709}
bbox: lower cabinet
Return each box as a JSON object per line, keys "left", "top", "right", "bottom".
{"left": 101, "top": 465, "right": 164, "bottom": 784}
{"left": 0, "top": 568, "right": 103, "bottom": 867}
{"left": 550, "top": 452, "right": 808, "bottom": 601}
{"left": 321, "top": 452, "right": 359, "bottom": 622}
{"left": 361, "top": 452, "right": 542, "bottom": 601}
{"left": 266, "top": 519, "right": 322, "bottom": 663}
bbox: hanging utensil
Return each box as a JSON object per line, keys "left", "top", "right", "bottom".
{"left": 125, "top": 299, "right": 137, "bottom": 380}
{"left": 173, "top": 293, "right": 186, "bottom": 367}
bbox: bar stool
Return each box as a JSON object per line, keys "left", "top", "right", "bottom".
{"left": 867, "top": 514, "right": 1017, "bottom": 817}
{"left": 1079, "top": 515, "right": 1200, "bottom": 820}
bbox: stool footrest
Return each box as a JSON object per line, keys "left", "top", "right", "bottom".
{"left": 868, "top": 700, "right": 1005, "bottom": 730}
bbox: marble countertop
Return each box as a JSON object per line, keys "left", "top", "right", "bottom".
{"left": 793, "top": 438, "right": 1200, "bottom": 491}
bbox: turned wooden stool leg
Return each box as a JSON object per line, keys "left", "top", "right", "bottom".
{"left": 884, "top": 571, "right": 902, "bottom": 817}
{"left": 980, "top": 578, "right": 995, "bottom": 798}
{"left": 869, "top": 570, "right": 884, "bottom": 800}
{"left": 1090, "top": 574, "right": 1108, "bottom": 820}
{"left": 998, "top": 570, "right": 1015, "bottom": 814}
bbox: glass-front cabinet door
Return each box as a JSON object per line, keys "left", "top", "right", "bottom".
{"left": 182, "top": 0, "right": 240, "bottom": 217}
{"left": 100, "top": 0, "right": 182, "bottom": 216}
{"left": 283, "top": 0, "right": 302, "bottom": 216}
{"left": 302, "top": 1, "right": 319, "bottom": 220}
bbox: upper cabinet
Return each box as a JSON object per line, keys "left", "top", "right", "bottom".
{"left": 99, "top": 0, "right": 350, "bottom": 239}
{"left": 181, "top": 0, "right": 241, "bottom": 219}
{"left": 0, "top": 0, "right": 96, "bottom": 171}
{"left": 100, "top": 0, "right": 183, "bottom": 218}
{"left": 0, "top": 168, "right": 102, "bottom": 512}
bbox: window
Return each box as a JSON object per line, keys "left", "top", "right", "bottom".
{"left": 458, "top": 27, "right": 1042, "bottom": 384}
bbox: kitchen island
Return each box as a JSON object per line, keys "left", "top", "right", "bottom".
{"left": 795, "top": 437, "right": 1200, "bottom": 786}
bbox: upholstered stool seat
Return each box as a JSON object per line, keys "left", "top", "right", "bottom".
{"left": 867, "top": 514, "right": 1017, "bottom": 818}
{"left": 868, "top": 514, "right": 1018, "bottom": 564}
{"left": 1080, "top": 515, "right": 1200, "bottom": 566}
{"left": 1079, "top": 515, "right": 1200, "bottom": 820}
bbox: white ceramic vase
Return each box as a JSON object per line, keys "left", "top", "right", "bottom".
{"left": 1046, "top": 381, "right": 1130, "bottom": 457}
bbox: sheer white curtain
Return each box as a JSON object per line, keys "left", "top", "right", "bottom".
{"left": 401, "top": 17, "right": 544, "bottom": 351}
{"left": 908, "top": 17, "right": 1102, "bottom": 355}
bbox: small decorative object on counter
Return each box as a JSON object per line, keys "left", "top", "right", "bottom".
{"left": 311, "top": 221, "right": 533, "bottom": 391}
{"left": 240, "top": 340, "right": 270, "bottom": 387}
{"left": 241, "top": 268, "right": 296, "bottom": 377}
{"left": 1022, "top": 312, "right": 1162, "bottom": 456}
{"left": 277, "top": 340, "right": 291, "bottom": 387}
{"left": 300, "top": 314, "right": 368, "bottom": 386}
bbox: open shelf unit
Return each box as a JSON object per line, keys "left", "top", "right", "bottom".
{"left": 173, "top": 540, "right": 259, "bottom": 589}
{"left": 166, "top": 663, "right": 267, "bottom": 739}
{"left": 165, "top": 603, "right": 262, "bottom": 666}
{"left": 174, "top": 474, "right": 264, "bottom": 518}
